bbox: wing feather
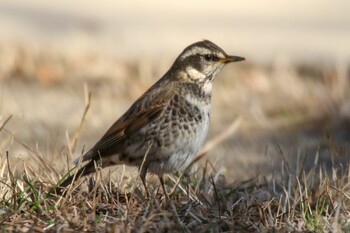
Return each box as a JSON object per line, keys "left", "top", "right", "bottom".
{"left": 74, "top": 83, "right": 173, "bottom": 164}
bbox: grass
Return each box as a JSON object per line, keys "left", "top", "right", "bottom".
{"left": 0, "top": 43, "right": 350, "bottom": 232}
{"left": 1, "top": 122, "right": 350, "bottom": 232}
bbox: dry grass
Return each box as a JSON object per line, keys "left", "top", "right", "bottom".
{"left": 0, "top": 43, "right": 350, "bottom": 232}
{"left": 1, "top": 143, "right": 350, "bottom": 232}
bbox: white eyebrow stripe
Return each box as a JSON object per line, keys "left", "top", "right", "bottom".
{"left": 180, "top": 47, "right": 212, "bottom": 60}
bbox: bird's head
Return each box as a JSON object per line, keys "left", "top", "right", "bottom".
{"left": 172, "top": 40, "right": 245, "bottom": 85}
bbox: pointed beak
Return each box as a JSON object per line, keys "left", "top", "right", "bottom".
{"left": 220, "top": 55, "right": 245, "bottom": 63}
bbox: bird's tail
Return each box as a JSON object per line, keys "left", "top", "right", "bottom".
{"left": 51, "top": 159, "right": 99, "bottom": 195}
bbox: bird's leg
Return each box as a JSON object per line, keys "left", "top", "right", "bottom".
{"left": 139, "top": 165, "right": 150, "bottom": 199}
{"left": 158, "top": 175, "right": 169, "bottom": 201}
{"left": 139, "top": 140, "right": 152, "bottom": 199}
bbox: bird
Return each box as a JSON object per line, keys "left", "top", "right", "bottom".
{"left": 56, "top": 40, "right": 245, "bottom": 197}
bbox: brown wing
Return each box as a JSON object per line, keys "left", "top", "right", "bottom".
{"left": 76, "top": 83, "right": 173, "bottom": 163}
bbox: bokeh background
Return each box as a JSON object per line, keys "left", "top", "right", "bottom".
{"left": 1, "top": 0, "right": 350, "bottom": 181}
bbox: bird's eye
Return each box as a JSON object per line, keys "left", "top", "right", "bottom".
{"left": 204, "top": 54, "right": 212, "bottom": 61}
{"left": 204, "top": 54, "right": 219, "bottom": 62}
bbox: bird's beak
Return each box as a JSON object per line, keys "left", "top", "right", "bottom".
{"left": 220, "top": 55, "right": 245, "bottom": 63}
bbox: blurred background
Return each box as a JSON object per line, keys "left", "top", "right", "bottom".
{"left": 0, "top": 0, "right": 350, "bottom": 181}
